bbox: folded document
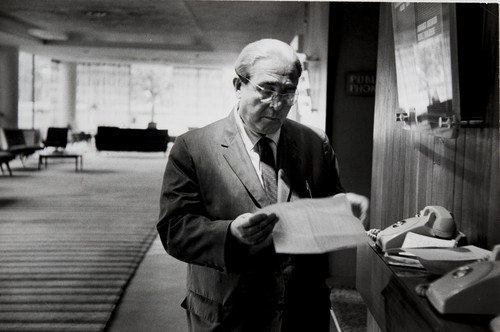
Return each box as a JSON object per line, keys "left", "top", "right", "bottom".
{"left": 261, "top": 194, "right": 368, "bottom": 254}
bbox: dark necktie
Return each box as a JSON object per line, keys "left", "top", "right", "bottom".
{"left": 259, "top": 136, "right": 277, "bottom": 203}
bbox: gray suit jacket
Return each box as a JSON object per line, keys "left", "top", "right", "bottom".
{"left": 157, "top": 109, "right": 343, "bottom": 329}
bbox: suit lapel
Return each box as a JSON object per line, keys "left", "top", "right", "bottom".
{"left": 220, "top": 114, "right": 304, "bottom": 206}
{"left": 221, "top": 110, "right": 269, "bottom": 207}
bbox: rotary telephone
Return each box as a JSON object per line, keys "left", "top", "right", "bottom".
{"left": 370, "top": 206, "right": 457, "bottom": 251}
{"left": 424, "top": 245, "right": 500, "bottom": 315}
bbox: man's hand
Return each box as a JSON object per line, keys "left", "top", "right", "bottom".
{"left": 230, "top": 212, "right": 279, "bottom": 246}
{"left": 345, "top": 193, "right": 369, "bottom": 229}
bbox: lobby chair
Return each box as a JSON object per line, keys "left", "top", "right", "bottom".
{"left": 0, "top": 151, "right": 14, "bottom": 176}
{"left": 1, "top": 128, "right": 43, "bottom": 167}
{"left": 43, "top": 127, "right": 69, "bottom": 151}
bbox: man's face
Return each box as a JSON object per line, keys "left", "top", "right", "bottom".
{"left": 236, "top": 58, "right": 299, "bottom": 135}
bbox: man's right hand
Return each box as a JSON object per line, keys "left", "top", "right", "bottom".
{"left": 230, "top": 212, "right": 279, "bottom": 246}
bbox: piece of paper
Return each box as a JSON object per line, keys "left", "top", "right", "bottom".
{"left": 403, "top": 245, "right": 491, "bottom": 262}
{"left": 384, "top": 253, "right": 425, "bottom": 269}
{"left": 402, "top": 245, "right": 491, "bottom": 275}
{"left": 401, "top": 232, "right": 456, "bottom": 248}
{"left": 260, "top": 193, "right": 368, "bottom": 254}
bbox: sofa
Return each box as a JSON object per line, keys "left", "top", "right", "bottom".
{"left": 94, "top": 126, "right": 169, "bottom": 152}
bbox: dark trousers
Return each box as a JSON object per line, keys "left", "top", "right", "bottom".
{"left": 185, "top": 281, "right": 331, "bottom": 332}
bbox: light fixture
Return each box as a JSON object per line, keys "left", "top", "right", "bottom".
{"left": 84, "top": 10, "right": 109, "bottom": 18}
{"left": 28, "top": 28, "right": 68, "bottom": 41}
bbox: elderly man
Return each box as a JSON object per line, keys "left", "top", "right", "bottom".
{"left": 157, "top": 38, "right": 368, "bottom": 331}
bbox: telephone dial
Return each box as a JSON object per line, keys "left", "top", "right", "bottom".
{"left": 424, "top": 245, "right": 500, "bottom": 315}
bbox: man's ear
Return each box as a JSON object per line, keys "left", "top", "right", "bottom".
{"left": 233, "top": 77, "right": 242, "bottom": 98}
{"left": 233, "top": 77, "right": 242, "bottom": 91}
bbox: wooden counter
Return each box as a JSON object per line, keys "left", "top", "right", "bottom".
{"left": 356, "top": 242, "right": 494, "bottom": 332}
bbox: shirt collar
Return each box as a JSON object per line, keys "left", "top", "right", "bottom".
{"left": 234, "top": 107, "right": 281, "bottom": 150}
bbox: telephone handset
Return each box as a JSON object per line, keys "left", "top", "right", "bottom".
{"left": 424, "top": 245, "right": 500, "bottom": 315}
{"left": 375, "top": 206, "right": 457, "bottom": 251}
{"left": 420, "top": 206, "right": 456, "bottom": 238}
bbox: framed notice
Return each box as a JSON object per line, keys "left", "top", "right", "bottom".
{"left": 392, "top": 3, "right": 460, "bottom": 138}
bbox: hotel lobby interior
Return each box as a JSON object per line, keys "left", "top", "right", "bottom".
{"left": 0, "top": 2, "right": 355, "bottom": 331}
{"left": 1, "top": 1, "right": 499, "bottom": 332}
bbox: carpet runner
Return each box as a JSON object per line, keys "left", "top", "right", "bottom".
{"left": 0, "top": 150, "right": 167, "bottom": 332}
{"left": 0, "top": 223, "right": 157, "bottom": 332}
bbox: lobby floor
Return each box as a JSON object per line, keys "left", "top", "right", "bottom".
{"left": 106, "top": 236, "right": 188, "bottom": 332}
{"left": 107, "top": 238, "right": 343, "bottom": 332}
{"left": 2, "top": 145, "right": 356, "bottom": 332}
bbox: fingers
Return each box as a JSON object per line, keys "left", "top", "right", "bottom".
{"left": 230, "top": 213, "right": 279, "bottom": 245}
{"left": 244, "top": 214, "right": 278, "bottom": 243}
{"left": 345, "top": 192, "right": 370, "bottom": 228}
{"left": 243, "top": 213, "right": 278, "bottom": 233}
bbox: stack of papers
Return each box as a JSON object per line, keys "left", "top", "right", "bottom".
{"left": 383, "top": 252, "right": 425, "bottom": 269}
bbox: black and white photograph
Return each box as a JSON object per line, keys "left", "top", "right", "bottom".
{"left": 0, "top": 1, "right": 498, "bottom": 331}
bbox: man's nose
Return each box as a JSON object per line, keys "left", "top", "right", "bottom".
{"left": 269, "top": 96, "right": 284, "bottom": 111}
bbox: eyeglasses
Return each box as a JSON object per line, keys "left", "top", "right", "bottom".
{"left": 239, "top": 75, "right": 298, "bottom": 106}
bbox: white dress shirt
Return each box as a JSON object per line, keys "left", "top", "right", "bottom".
{"left": 234, "top": 109, "right": 280, "bottom": 186}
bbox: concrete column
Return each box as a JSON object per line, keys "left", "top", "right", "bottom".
{"left": 57, "top": 61, "right": 77, "bottom": 128}
{"left": 0, "top": 45, "right": 19, "bottom": 128}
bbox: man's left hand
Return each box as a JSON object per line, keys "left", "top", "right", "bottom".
{"left": 345, "top": 193, "right": 369, "bottom": 228}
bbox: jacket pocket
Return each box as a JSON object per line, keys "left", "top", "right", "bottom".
{"left": 181, "top": 290, "right": 230, "bottom": 323}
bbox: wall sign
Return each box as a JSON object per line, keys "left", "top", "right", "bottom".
{"left": 346, "top": 72, "right": 376, "bottom": 96}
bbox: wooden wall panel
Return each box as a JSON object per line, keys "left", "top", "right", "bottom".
{"left": 452, "top": 132, "right": 466, "bottom": 232}
{"left": 417, "top": 135, "right": 435, "bottom": 211}
{"left": 402, "top": 131, "right": 417, "bottom": 216}
{"left": 430, "top": 137, "right": 457, "bottom": 209}
{"left": 371, "top": 4, "right": 499, "bottom": 249}
{"left": 370, "top": 2, "right": 400, "bottom": 228}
